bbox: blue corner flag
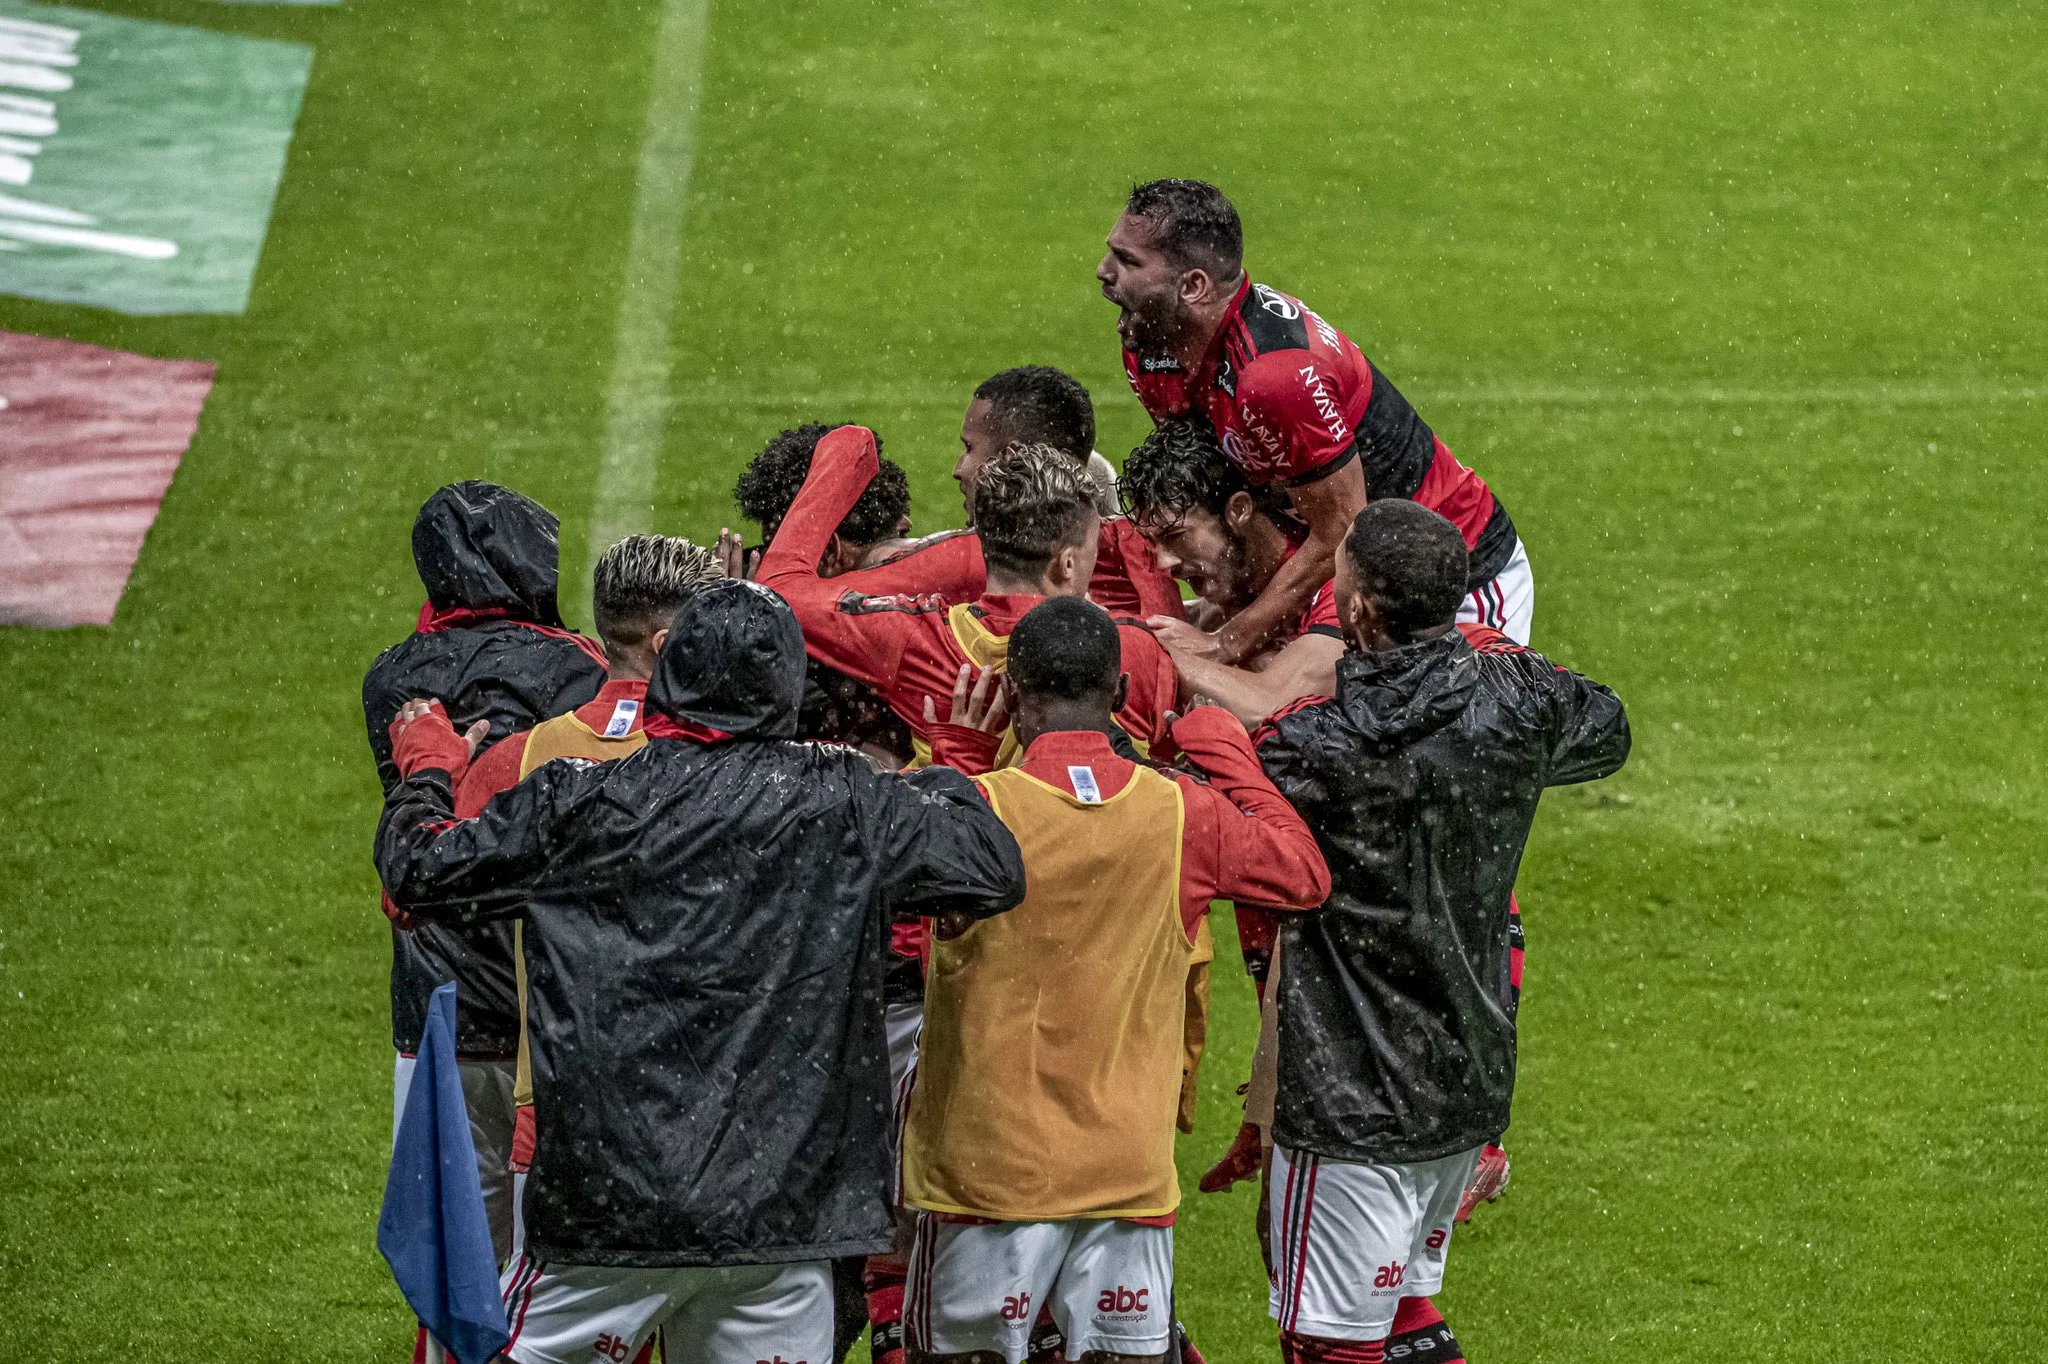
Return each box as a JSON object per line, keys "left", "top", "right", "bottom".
{"left": 378, "top": 982, "right": 511, "bottom": 1364}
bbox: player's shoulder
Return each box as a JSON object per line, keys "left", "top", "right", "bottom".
{"left": 832, "top": 587, "right": 951, "bottom": 617}
{"left": 866, "top": 527, "right": 981, "bottom": 567}
{"left": 1232, "top": 284, "right": 1358, "bottom": 380}
{"left": 1233, "top": 282, "right": 1316, "bottom": 359}
{"left": 1456, "top": 622, "right": 1525, "bottom": 655}
{"left": 1250, "top": 691, "right": 1340, "bottom": 749}
{"left": 1112, "top": 616, "right": 1172, "bottom": 660}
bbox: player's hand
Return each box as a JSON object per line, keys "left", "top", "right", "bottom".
{"left": 1161, "top": 697, "right": 1224, "bottom": 731}
{"left": 390, "top": 699, "right": 487, "bottom": 779}
{"left": 1147, "top": 614, "right": 1224, "bottom": 661}
{"left": 394, "top": 699, "right": 489, "bottom": 757}
{"left": 922, "top": 663, "right": 1009, "bottom": 734}
{"left": 1199, "top": 1121, "right": 1265, "bottom": 1193}
{"left": 715, "top": 527, "right": 760, "bottom": 581}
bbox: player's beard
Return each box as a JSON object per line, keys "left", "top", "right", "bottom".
{"left": 1189, "top": 535, "right": 1255, "bottom": 615}
{"left": 1118, "top": 287, "right": 1200, "bottom": 362}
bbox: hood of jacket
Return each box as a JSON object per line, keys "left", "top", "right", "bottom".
{"left": 412, "top": 481, "right": 565, "bottom": 625}
{"left": 647, "top": 580, "right": 803, "bottom": 740}
{"left": 1332, "top": 629, "right": 1480, "bottom": 753}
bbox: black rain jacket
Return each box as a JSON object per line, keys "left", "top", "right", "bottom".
{"left": 375, "top": 581, "right": 1027, "bottom": 1268}
{"left": 1257, "top": 628, "right": 1630, "bottom": 1164}
{"left": 362, "top": 482, "right": 606, "bottom": 1055}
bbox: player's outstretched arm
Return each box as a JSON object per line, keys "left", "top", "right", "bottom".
{"left": 1151, "top": 626, "right": 1342, "bottom": 728}
{"left": 1211, "top": 458, "right": 1364, "bottom": 662}
{"left": 753, "top": 425, "right": 915, "bottom": 691}
{"left": 1171, "top": 705, "right": 1330, "bottom": 911}
{"left": 374, "top": 701, "right": 570, "bottom": 921}
{"left": 868, "top": 763, "right": 1027, "bottom": 921}
{"left": 1542, "top": 664, "right": 1632, "bottom": 786}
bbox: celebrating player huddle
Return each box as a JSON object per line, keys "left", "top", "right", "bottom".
{"left": 362, "top": 181, "right": 1630, "bottom": 1364}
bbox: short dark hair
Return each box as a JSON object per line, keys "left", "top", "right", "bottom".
{"left": 1009, "top": 597, "right": 1121, "bottom": 703}
{"left": 972, "top": 443, "right": 1099, "bottom": 579}
{"left": 592, "top": 535, "right": 725, "bottom": 650}
{"left": 972, "top": 366, "right": 1095, "bottom": 462}
{"left": 1120, "top": 417, "right": 1294, "bottom": 528}
{"left": 1343, "top": 500, "right": 1469, "bottom": 641}
{"left": 733, "top": 423, "right": 907, "bottom": 545}
{"left": 1125, "top": 179, "right": 1243, "bottom": 282}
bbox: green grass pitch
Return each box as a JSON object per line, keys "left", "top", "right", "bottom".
{"left": 2, "top": 0, "right": 2044, "bottom": 1358}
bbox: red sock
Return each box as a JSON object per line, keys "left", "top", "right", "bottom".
{"left": 1280, "top": 1330, "right": 1384, "bottom": 1364}
{"left": 863, "top": 1254, "right": 906, "bottom": 1364}
{"left": 1387, "top": 1296, "right": 1464, "bottom": 1361}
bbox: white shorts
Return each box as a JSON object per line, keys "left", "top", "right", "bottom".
{"left": 1268, "top": 1144, "right": 1482, "bottom": 1342}
{"left": 885, "top": 1000, "right": 923, "bottom": 1201}
{"left": 1458, "top": 536, "right": 1533, "bottom": 645}
{"left": 498, "top": 1254, "right": 833, "bottom": 1364}
{"left": 907, "top": 1216, "right": 1173, "bottom": 1362}
{"left": 394, "top": 1052, "right": 518, "bottom": 1266}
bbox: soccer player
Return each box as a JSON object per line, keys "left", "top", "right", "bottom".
{"left": 728, "top": 422, "right": 919, "bottom": 766}
{"left": 1098, "top": 179, "right": 1531, "bottom": 664}
{"left": 1253, "top": 501, "right": 1629, "bottom": 1364}
{"left": 1119, "top": 418, "right": 1346, "bottom": 727}
{"left": 724, "top": 373, "right": 1183, "bottom": 622}
{"left": 755, "top": 428, "right": 1181, "bottom": 766}
{"left": 949, "top": 366, "right": 1183, "bottom": 620}
{"left": 375, "top": 580, "right": 1028, "bottom": 1364}
{"left": 902, "top": 597, "right": 1330, "bottom": 1364}
{"left": 450, "top": 534, "right": 724, "bottom": 1273}
{"left": 730, "top": 421, "right": 919, "bottom": 578}
{"left": 360, "top": 480, "right": 606, "bottom": 1267}
{"left": 1122, "top": 416, "right": 1526, "bottom": 1229}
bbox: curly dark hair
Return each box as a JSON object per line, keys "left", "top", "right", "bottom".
{"left": 1125, "top": 179, "right": 1243, "bottom": 281}
{"left": 1119, "top": 417, "right": 1294, "bottom": 529}
{"left": 972, "top": 366, "right": 1095, "bottom": 462}
{"left": 733, "top": 423, "right": 907, "bottom": 546}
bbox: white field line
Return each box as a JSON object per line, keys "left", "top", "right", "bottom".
{"left": 664, "top": 380, "right": 2045, "bottom": 409}
{"left": 583, "top": 0, "right": 711, "bottom": 596}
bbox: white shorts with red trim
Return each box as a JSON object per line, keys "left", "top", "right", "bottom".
{"left": 907, "top": 1216, "right": 1172, "bottom": 1363}
{"left": 393, "top": 1052, "right": 518, "bottom": 1266}
{"left": 1457, "top": 536, "right": 1533, "bottom": 645}
{"left": 885, "top": 1000, "right": 922, "bottom": 1203}
{"left": 497, "top": 1254, "right": 832, "bottom": 1364}
{"left": 1268, "top": 1143, "right": 1482, "bottom": 1342}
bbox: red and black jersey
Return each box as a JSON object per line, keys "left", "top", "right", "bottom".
{"left": 1125, "top": 275, "right": 1517, "bottom": 592}
{"left": 757, "top": 427, "right": 1182, "bottom": 761}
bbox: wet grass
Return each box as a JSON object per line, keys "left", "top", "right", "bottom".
{"left": 2, "top": 0, "right": 2044, "bottom": 1358}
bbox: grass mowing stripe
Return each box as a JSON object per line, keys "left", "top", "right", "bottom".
{"left": 659, "top": 381, "right": 2045, "bottom": 409}
{"left": 583, "top": 0, "right": 711, "bottom": 602}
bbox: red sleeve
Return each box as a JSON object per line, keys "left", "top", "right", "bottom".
{"left": 925, "top": 721, "right": 1001, "bottom": 776}
{"left": 454, "top": 731, "right": 529, "bottom": 819}
{"left": 1113, "top": 623, "right": 1182, "bottom": 748}
{"left": 835, "top": 530, "right": 986, "bottom": 604}
{"left": 1093, "top": 518, "right": 1186, "bottom": 621}
{"left": 1237, "top": 351, "right": 1357, "bottom": 484}
{"left": 755, "top": 426, "right": 913, "bottom": 693}
{"left": 1300, "top": 578, "right": 1342, "bottom": 636}
{"left": 1170, "top": 707, "right": 1330, "bottom": 931}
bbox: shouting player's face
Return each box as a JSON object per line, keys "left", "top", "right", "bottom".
{"left": 1099, "top": 213, "right": 1196, "bottom": 359}
{"left": 1132, "top": 504, "right": 1255, "bottom": 612}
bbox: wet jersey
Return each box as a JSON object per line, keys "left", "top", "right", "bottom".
{"left": 1124, "top": 275, "right": 1517, "bottom": 591}
{"left": 757, "top": 427, "right": 1181, "bottom": 763}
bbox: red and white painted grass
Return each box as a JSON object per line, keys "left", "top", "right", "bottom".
{"left": 0, "top": 330, "right": 213, "bottom": 627}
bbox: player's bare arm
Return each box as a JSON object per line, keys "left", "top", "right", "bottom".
{"left": 1148, "top": 624, "right": 1343, "bottom": 727}
{"left": 1208, "top": 458, "right": 1363, "bottom": 663}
